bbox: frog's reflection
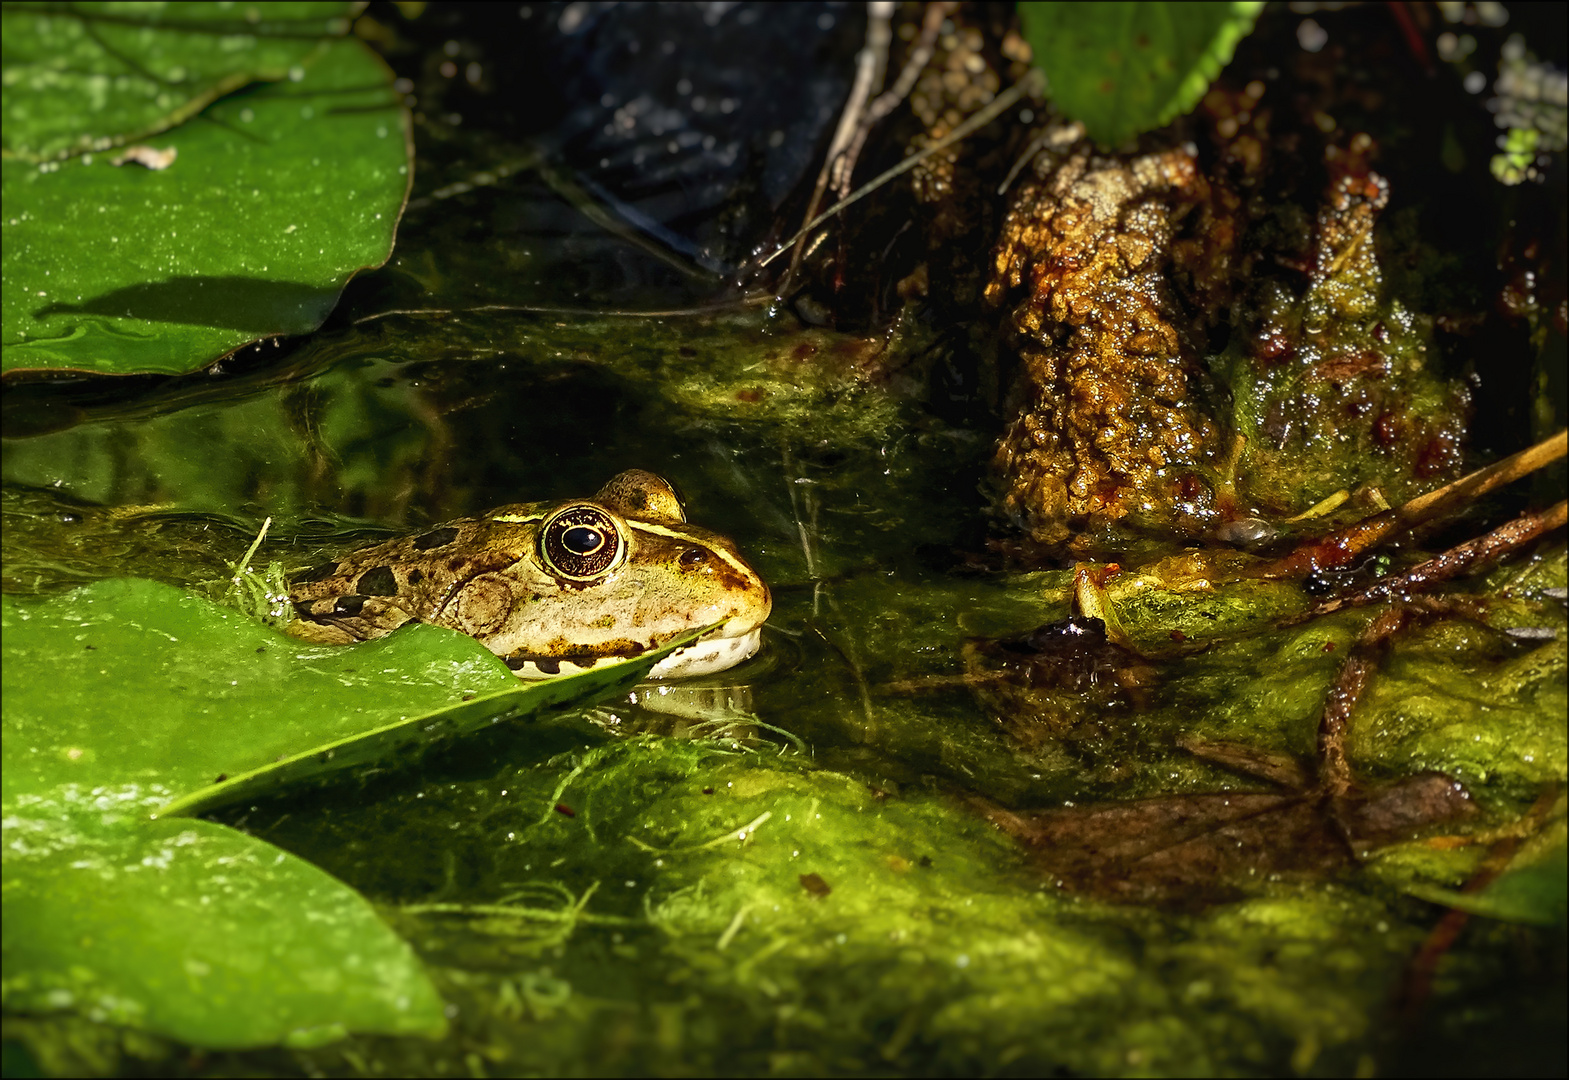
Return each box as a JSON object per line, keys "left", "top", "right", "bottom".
{"left": 589, "top": 682, "right": 765, "bottom": 749}
{"left": 585, "top": 628, "right": 799, "bottom": 750}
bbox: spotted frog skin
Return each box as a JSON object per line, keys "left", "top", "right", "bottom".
{"left": 286, "top": 471, "right": 771, "bottom": 679}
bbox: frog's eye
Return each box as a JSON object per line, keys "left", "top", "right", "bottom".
{"left": 540, "top": 505, "right": 626, "bottom": 581}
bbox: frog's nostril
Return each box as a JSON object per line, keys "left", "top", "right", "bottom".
{"left": 679, "top": 548, "right": 709, "bottom": 567}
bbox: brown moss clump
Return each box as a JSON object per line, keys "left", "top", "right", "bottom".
{"left": 1227, "top": 142, "right": 1472, "bottom": 514}
{"left": 981, "top": 114, "right": 1470, "bottom": 555}
{"left": 985, "top": 141, "right": 1232, "bottom": 553}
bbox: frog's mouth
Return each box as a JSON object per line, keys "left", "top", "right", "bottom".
{"left": 648, "top": 626, "right": 763, "bottom": 678}
{"left": 504, "top": 627, "right": 763, "bottom": 681}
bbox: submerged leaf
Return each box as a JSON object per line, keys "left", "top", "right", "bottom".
{"left": 1412, "top": 843, "right": 1568, "bottom": 927}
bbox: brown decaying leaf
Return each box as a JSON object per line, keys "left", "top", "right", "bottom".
{"left": 973, "top": 773, "right": 1472, "bottom": 907}
{"left": 975, "top": 601, "right": 1477, "bottom": 906}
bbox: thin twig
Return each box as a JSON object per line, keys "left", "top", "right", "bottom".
{"left": 1398, "top": 786, "right": 1560, "bottom": 1025}
{"left": 758, "top": 69, "right": 1043, "bottom": 272}
{"left": 229, "top": 518, "right": 270, "bottom": 579}
{"left": 869, "top": 3, "right": 953, "bottom": 127}
{"left": 627, "top": 811, "right": 773, "bottom": 854}
{"left": 1261, "top": 428, "right": 1567, "bottom": 578}
{"left": 220, "top": 517, "right": 272, "bottom": 604}
{"left": 351, "top": 293, "right": 773, "bottom": 325}
{"left": 781, "top": 2, "right": 895, "bottom": 293}
{"left": 829, "top": 1, "right": 896, "bottom": 197}
{"left": 1317, "top": 607, "right": 1407, "bottom": 796}
{"left": 834, "top": 1, "right": 955, "bottom": 202}
{"left": 997, "top": 129, "right": 1049, "bottom": 196}
{"left": 1301, "top": 499, "right": 1567, "bottom": 620}
{"left": 1402, "top": 428, "right": 1567, "bottom": 520}
{"left": 534, "top": 161, "right": 715, "bottom": 280}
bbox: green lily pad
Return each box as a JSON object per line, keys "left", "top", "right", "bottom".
{"left": 0, "top": 2, "right": 353, "bottom": 163}
{"left": 1, "top": 578, "right": 692, "bottom": 1048}
{"left": 1, "top": 27, "right": 410, "bottom": 377}
{"left": 1019, "top": 2, "right": 1264, "bottom": 146}
{"left": 3, "top": 813, "right": 445, "bottom": 1050}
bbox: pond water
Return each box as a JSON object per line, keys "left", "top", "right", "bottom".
{"left": 2, "top": 4, "right": 1565, "bottom": 1077}
{"left": 6, "top": 246, "right": 1563, "bottom": 1078}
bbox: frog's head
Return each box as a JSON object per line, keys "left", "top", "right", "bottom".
{"left": 475, "top": 470, "right": 773, "bottom": 679}
{"left": 287, "top": 471, "right": 773, "bottom": 680}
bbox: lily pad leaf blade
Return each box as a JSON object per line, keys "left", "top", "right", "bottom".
{"left": 0, "top": 2, "right": 354, "bottom": 162}
{"left": 1, "top": 35, "right": 411, "bottom": 377}
{"left": 2, "top": 814, "right": 447, "bottom": 1049}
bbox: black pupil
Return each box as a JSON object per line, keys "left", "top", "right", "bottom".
{"left": 562, "top": 526, "right": 603, "bottom": 554}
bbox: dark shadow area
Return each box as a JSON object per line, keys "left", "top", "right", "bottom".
{"left": 34, "top": 276, "right": 341, "bottom": 335}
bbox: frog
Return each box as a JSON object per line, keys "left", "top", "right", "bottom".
{"left": 286, "top": 470, "right": 771, "bottom": 679}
